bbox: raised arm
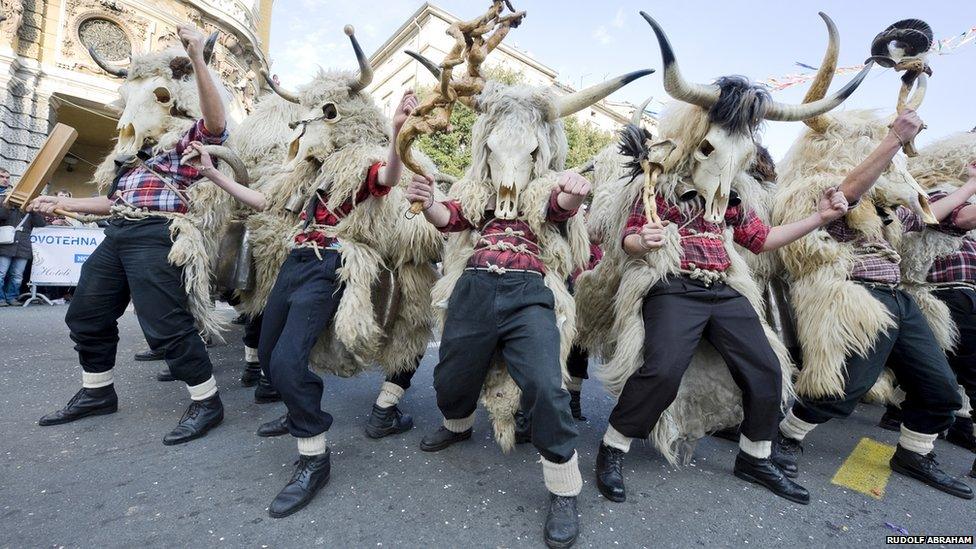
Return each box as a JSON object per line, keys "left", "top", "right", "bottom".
{"left": 839, "top": 110, "right": 923, "bottom": 203}
{"left": 379, "top": 90, "right": 418, "bottom": 187}
{"left": 178, "top": 24, "right": 226, "bottom": 136}
{"left": 187, "top": 142, "right": 266, "bottom": 211}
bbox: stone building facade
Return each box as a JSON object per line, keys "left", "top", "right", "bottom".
{"left": 0, "top": 0, "right": 273, "bottom": 196}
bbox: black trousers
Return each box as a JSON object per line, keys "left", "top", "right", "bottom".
{"left": 66, "top": 218, "right": 213, "bottom": 386}
{"left": 609, "top": 277, "right": 782, "bottom": 442}
{"left": 794, "top": 286, "right": 961, "bottom": 434}
{"left": 434, "top": 270, "right": 578, "bottom": 463}
{"left": 243, "top": 313, "right": 262, "bottom": 350}
{"left": 933, "top": 287, "right": 976, "bottom": 410}
{"left": 567, "top": 345, "right": 589, "bottom": 380}
{"left": 259, "top": 249, "right": 343, "bottom": 438}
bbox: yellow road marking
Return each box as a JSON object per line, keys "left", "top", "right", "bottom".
{"left": 830, "top": 437, "right": 896, "bottom": 499}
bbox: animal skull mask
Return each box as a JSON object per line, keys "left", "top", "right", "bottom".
{"left": 691, "top": 126, "right": 757, "bottom": 223}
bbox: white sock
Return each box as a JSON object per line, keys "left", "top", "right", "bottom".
{"left": 375, "top": 381, "right": 404, "bottom": 409}
{"left": 541, "top": 451, "right": 583, "bottom": 497}
{"left": 82, "top": 370, "right": 114, "bottom": 389}
{"left": 566, "top": 377, "right": 583, "bottom": 392}
{"left": 739, "top": 434, "right": 772, "bottom": 459}
{"left": 187, "top": 376, "right": 218, "bottom": 401}
{"left": 956, "top": 389, "right": 971, "bottom": 418}
{"left": 899, "top": 425, "right": 937, "bottom": 455}
{"left": 296, "top": 433, "right": 327, "bottom": 456}
{"left": 244, "top": 346, "right": 259, "bottom": 364}
{"left": 779, "top": 409, "right": 818, "bottom": 441}
{"left": 443, "top": 413, "right": 475, "bottom": 433}
{"left": 602, "top": 424, "right": 632, "bottom": 452}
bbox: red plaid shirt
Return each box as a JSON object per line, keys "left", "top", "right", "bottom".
{"left": 622, "top": 194, "right": 770, "bottom": 272}
{"left": 293, "top": 162, "right": 388, "bottom": 247}
{"left": 824, "top": 204, "right": 925, "bottom": 284}
{"left": 438, "top": 189, "right": 578, "bottom": 274}
{"left": 926, "top": 191, "right": 976, "bottom": 284}
{"left": 111, "top": 120, "right": 227, "bottom": 213}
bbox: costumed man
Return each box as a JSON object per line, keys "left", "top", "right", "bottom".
{"left": 771, "top": 109, "right": 976, "bottom": 499}
{"left": 577, "top": 11, "right": 867, "bottom": 506}
{"left": 30, "top": 25, "right": 233, "bottom": 445}
{"left": 406, "top": 65, "right": 654, "bottom": 547}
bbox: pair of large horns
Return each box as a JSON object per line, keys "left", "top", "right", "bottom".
{"left": 405, "top": 50, "right": 653, "bottom": 119}
{"left": 264, "top": 25, "right": 373, "bottom": 104}
{"left": 88, "top": 31, "right": 219, "bottom": 79}
{"left": 641, "top": 11, "right": 871, "bottom": 124}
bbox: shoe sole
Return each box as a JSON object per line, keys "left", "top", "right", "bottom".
{"left": 420, "top": 431, "right": 472, "bottom": 452}
{"left": 544, "top": 533, "right": 579, "bottom": 549}
{"left": 890, "top": 460, "right": 975, "bottom": 500}
{"left": 134, "top": 356, "right": 165, "bottom": 362}
{"left": 257, "top": 429, "right": 289, "bottom": 438}
{"left": 596, "top": 481, "right": 626, "bottom": 503}
{"left": 733, "top": 469, "right": 810, "bottom": 505}
{"left": 38, "top": 404, "right": 118, "bottom": 426}
{"left": 162, "top": 414, "right": 224, "bottom": 446}
{"left": 268, "top": 473, "right": 331, "bottom": 519}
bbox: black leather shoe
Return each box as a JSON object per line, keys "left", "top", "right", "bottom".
{"left": 257, "top": 414, "right": 289, "bottom": 437}
{"left": 569, "top": 390, "right": 586, "bottom": 421}
{"left": 269, "top": 450, "right": 331, "bottom": 518}
{"left": 595, "top": 443, "right": 626, "bottom": 502}
{"left": 162, "top": 394, "right": 224, "bottom": 446}
{"left": 254, "top": 375, "right": 282, "bottom": 404}
{"left": 364, "top": 404, "right": 414, "bottom": 439}
{"left": 240, "top": 362, "right": 262, "bottom": 387}
{"left": 733, "top": 451, "right": 810, "bottom": 505}
{"left": 156, "top": 369, "right": 175, "bottom": 382}
{"left": 889, "top": 445, "right": 974, "bottom": 499}
{"left": 38, "top": 386, "right": 118, "bottom": 426}
{"left": 945, "top": 416, "right": 976, "bottom": 453}
{"left": 878, "top": 404, "right": 902, "bottom": 432}
{"left": 514, "top": 410, "right": 531, "bottom": 445}
{"left": 134, "top": 348, "right": 164, "bottom": 362}
{"left": 544, "top": 493, "right": 579, "bottom": 548}
{"left": 771, "top": 433, "right": 801, "bottom": 479}
{"left": 420, "top": 426, "right": 471, "bottom": 452}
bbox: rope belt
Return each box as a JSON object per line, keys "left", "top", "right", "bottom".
{"left": 679, "top": 266, "right": 727, "bottom": 286}
{"left": 930, "top": 281, "right": 976, "bottom": 292}
{"left": 855, "top": 280, "right": 900, "bottom": 292}
{"left": 294, "top": 222, "right": 340, "bottom": 260}
{"left": 465, "top": 265, "right": 542, "bottom": 276}
{"left": 109, "top": 204, "right": 187, "bottom": 222}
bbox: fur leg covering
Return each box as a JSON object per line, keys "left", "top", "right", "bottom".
{"left": 168, "top": 217, "right": 228, "bottom": 342}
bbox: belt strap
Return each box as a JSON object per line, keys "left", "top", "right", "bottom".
{"left": 465, "top": 266, "right": 542, "bottom": 276}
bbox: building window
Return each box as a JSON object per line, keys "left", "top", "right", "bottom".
{"left": 78, "top": 18, "right": 131, "bottom": 61}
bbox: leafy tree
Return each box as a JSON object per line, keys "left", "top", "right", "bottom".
{"left": 415, "top": 67, "right": 614, "bottom": 180}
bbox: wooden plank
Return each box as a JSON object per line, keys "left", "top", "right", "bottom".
{"left": 3, "top": 123, "right": 78, "bottom": 210}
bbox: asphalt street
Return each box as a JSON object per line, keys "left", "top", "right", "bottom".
{"left": 1, "top": 305, "right": 974, "bottom": 548}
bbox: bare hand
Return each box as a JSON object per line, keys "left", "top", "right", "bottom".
{"left": 405, "top": 174, "right": 435, "bottom": 209}
{"left": 638, "top": 220, "right": 670, "bottom": 251}
{"left": 393, "top": 90, "right": 419, "bottom": 134}
{"left": 558, "top": 171, "right": 591, "bottom": 197}
{"left": 28, "top": 195, "right": 62, "bottom": 215}
{"left": 889, "top": 110, "right": 924, "bottom": 144}
{"left": 178, "top": 24, "right": 206, "bottom": 60}
{"left": 817, "top": 186, "right": 848, "bottom": 223}
{"left": 183, "top": 141, "right": 215, "bottom": 172}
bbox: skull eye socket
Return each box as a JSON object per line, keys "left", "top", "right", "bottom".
{"left": 697, "top": 139, "right": 715, "bottom": 158}
{"left": 153, "top": 87, "right": 172, "bottom": 104}
{"left": 322, "top": 103, "right": 339, "bottom": 121}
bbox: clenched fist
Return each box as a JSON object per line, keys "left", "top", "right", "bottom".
{"left": 404, "top": 173, "right": 436, "bottom": 210}
{"left": 637, "top": 220, "right": 670, "bottom": 251}
{"left": 178, "top": 24, "right": 207, "bottom": 61}
{"left": 816, "top": 186, "right": 848, "bottom": 223}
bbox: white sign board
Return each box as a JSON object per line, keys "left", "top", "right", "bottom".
{"left": 29, "top": 227, "right": 105, "bottom": 285}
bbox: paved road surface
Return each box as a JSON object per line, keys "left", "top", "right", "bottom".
{"left": 1, "top": 306, "right": 973, "bottom": 548}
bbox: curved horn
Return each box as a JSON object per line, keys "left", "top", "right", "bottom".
{"left": 803, "top": 12, "right": 840, "bottom": 132}
{"left": 640, "top": 11, "right": 719, "bottom": 109}
{"left": 87, "top": 46, "right": 128, "bottom": 78}
{"left": 764, "top": 62, "right": 873, "bottom": 122}
{"left": 200, "top": 145, "right": 251, "bottom": 187}
{"left": 345, "top": 25, "right": 374, "bottom": 94}
{"left": 553, "top": 69, "right": 654, "bottom": 119}
{"left": 898, "top": 72, "right": 927, "bottom": 112}
{"left": 260, "top": 69, "right": 300, "bottom": 104}
{"left": 202, "top": 31, "right": 219, "bottom": 64}
{"left": 630, "top": 95, "right": 654, "bottom": 126}
{"left": 405, "top": 50, "right": 442, "bottom": 79}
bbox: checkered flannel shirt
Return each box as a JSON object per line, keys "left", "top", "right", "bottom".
{"left": 294, "top": 162, "right": 388, "bottom": 248}
{"left": 925, "top": 191, "right": 976, "bottom": 284}
{"left": 825, "top": 203, "right": 925, "bottom": 284}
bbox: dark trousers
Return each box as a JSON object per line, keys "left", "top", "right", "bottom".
{"left": 567, "top": 345, "right": 589, "bottom": 380}
{"left": 434, "top": 271, "right": 578, "bottom": 463}
{"left": 259, "top": 249, "right": 343, "bottom": 438}
{"left": 609, "top": 277, "right": 782, "bottom": 442}
{"left": 934, "top": 287, "right": 976, "bottom": 410}
{"left": 794, "top": 286, "right": 961, "bottom": 434}
{"left": 243, "top": 313, "right": 262, "bottom": 350}
{"left": 66, "top": 218, "right": 212, "bottom": 386}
